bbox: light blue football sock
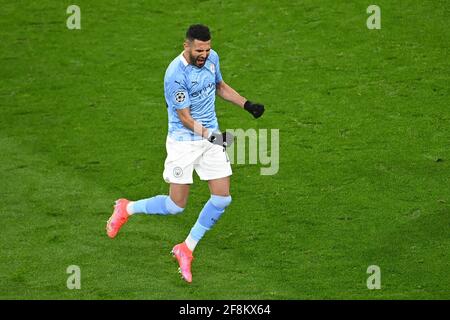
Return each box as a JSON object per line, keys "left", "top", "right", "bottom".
{"left": 189, "top": 195, "right": 232, "bottom": 242}
{"left": 131, "top": 195, "right": 184, "bottom": 215}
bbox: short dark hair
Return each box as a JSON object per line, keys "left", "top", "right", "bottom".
{"left": 186, "top": 24, "right": 211, "bottom": 42}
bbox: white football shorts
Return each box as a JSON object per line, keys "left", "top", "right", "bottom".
{"left": 163, "top": 136, "right": 232, "bottom": 184}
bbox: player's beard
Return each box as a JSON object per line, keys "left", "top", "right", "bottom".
{"left": 190, "top": 52, "right": 207, "bottom": 68}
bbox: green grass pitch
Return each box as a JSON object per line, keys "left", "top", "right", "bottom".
{"left": 0, "top": 0, "right": 449, "bottom": 299}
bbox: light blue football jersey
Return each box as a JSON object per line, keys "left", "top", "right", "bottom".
{"left": 164, "top": 49, "right": 223, "bottom": 141}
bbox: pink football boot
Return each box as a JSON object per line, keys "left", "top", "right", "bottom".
{"left": 171, "top": 242, "right": 194, "bottom": 283}
{"left": 106, "top": 199, "right": 130, "bottom": 238}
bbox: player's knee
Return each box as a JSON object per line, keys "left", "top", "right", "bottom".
{"left": 165, "top": 196, "right": 185, "bottom": 215}
{"left": 210, "top": 194, "right": 232, "bottom": 209}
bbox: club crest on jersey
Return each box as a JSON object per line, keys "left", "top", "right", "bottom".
{"left": 175, "top": 91, "right": 185, "bottom": 103}
{"left": 210, "top": 63, "right": 215, "bottom": 73}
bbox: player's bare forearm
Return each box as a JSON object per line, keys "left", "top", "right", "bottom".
{"left": 216, "top": 81, "right": 246, "bottom": 108}
{"left": 176, "top": 107, "right": 210, "bottom": 138}
{"left": 216, "top": 80, "right": 265, "bottom": 118}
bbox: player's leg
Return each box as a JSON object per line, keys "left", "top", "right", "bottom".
{"left": 106, "top": 186, "right": 188, "bottom": 239}
{"left": 184, "top": 176, "right": 232, "bottom": 252}
{"left": 207, "top": 176, "right": 230, "bottom": 196}
{"left": 169, "top": 183, "right": 190, "bottom": 208}
{"left": 126, "top": 183, "right": 188, "bottom": 215}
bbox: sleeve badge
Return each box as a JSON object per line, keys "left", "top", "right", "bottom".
{"left": 175, "top": 91, "right": 186, "bottom": 103}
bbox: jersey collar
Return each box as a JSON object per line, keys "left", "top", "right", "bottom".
{"left": 180, "top": 52, "right": 189, "bottom": 67}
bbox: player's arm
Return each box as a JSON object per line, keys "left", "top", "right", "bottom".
{"left": 216, "top": 80, "right": 265, "bottom": 118}
{"left": 215, "top": 80, "right": 246, "bottom": 108}
{"left": 177, "top": 107, "right": 211, "bottom": 138}
{"left": 177, "top": 107, "right": 233, "bottom": 147}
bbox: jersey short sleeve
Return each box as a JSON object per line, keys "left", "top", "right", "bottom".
{"left": 166, "top": 76, "right": 190, "bottom": 110}
{"left": 209, "top": 50, "right": 223, "bottom": 84}
{"left": 215, "top": 57, "right": 223, "bottom": 84}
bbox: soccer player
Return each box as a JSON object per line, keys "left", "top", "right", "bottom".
{"left": 106, "top": 24, "right": 264, "bottom": 283}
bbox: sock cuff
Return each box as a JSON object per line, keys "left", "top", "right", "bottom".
{"left": 210, "top": 194, "right": 232, "bottom": 209}
{"left": 165, "top": 196, "right": 184, "bottom": 214}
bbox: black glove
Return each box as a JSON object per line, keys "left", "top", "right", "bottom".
{"left": 244, "top": 100, "right": 265, "bottom": 118}
{"left": 208, "top": 131, "right": 234, "bottom": 149}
